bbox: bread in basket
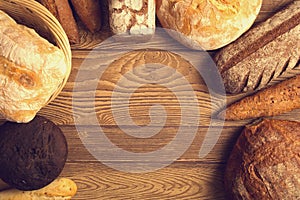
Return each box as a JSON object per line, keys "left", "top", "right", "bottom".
{"left": 0, "top": 0, "right": 71, "bottom": 123}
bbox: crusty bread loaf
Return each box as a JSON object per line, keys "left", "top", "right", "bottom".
{"left": 156, "top": 0, "right": 262, "bottom": 50}
{"left": 70, "top": 0, "right": 102, "bottom": 33}
{"left": 0, "top": 10, "right": 68, "bottom": 122}
{"left": 108, "top": 0, "right": 155, "bottom": 41}
{"left": 0, "top": 178, "right": 77, "bottom": 200}
{"left": 37, "top": 0, "right": 80, "bottom": 44}
{"left": 217, "top": 73, "right": 300, "bottom": 121}
{"left": 225, "top": 119, "right": 300, "bottom": 200}
{"left": 214, "top": 1, "right": 300, "bottom": 94}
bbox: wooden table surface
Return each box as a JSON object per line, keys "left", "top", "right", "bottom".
{"left": 1, "top": 0, "right": 299, "bottom": 199}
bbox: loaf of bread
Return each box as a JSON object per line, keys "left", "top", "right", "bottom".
{"left": 0, "top": 116, "right": 68, "bottom": 191}
{"left": 108, "top": 0, "right": 155, "bottom": 41}
{"left": 218, "top": 74, "right": 300, "bottom": 121}
{"left": 214, "top": 1, "right": 300, "bottom": 94}
{"left": 225, "top": 119, "right": 300, "bottom": 200}
{"left": 0, "top": 10, "right": 68, "bottom": 123}
{"left": 70, "top": 0, "right": 102, "bottom": 33}
{"left": 37, "top": 0, "right": 80, "bottom": 44}
{"left": 156, "top": 0, "right": 262, "bottom": 50}
{"left": 0, "top": 178, "right": 77, "bottom": 200}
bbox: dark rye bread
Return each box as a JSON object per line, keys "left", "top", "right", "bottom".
{"left": 214, "top": 1, "right": 300, "bottom": 94}
{"left": 224, "top": 119, "right": 300, "bottom": 200}
{"left": 218, "top": 74, "right": 300, "bottom": 121}
{"left": 0, "top": 116, "right": 68, "bottom": 191}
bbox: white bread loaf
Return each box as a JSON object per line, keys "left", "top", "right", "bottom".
{"left": 0, "top": 10, "right": 68, "bottom": 123}
{"left": 0, "top": 178, "right": 77, "bottom": 200}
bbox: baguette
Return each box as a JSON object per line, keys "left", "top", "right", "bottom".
{"left": 37, "top": 0, "right": 80, "bottom": 44}
{"left": 70, "top": 0, "right": 102, "bottom": 33}
{"left": 214, "top": 1, "right": 300, "bottom": 94}
{"left": 218, "top": 74, "right": 300, "bottom": 120}
{"left": 0, "top": 178, "right": 77, "bottom": 200}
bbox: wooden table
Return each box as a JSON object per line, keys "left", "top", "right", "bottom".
{"left": 1, "top": 0, "right": 298, "bottom": 199}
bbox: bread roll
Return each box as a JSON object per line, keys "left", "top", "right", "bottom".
{"left": 156, "top": 0, "right": 262, "bottom": 50}
{"left": 0, "top": 10, "right": 68, "bottom": 123}
{"left": 225, "top": 119, "right": 300, "bottom": 200}
{"left": 0, "top": 178, "right": 77, "bottom": 200}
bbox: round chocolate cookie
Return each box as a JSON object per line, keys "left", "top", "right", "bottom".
{"left": 0, "top": 115, "right": 68, "bottom": 191}
{"left": 224, "top": 119, "right": 300, "bottom": 200}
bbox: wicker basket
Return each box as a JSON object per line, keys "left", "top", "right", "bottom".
{"left": 0, "top": 0, "right": 72, "bottom": 104}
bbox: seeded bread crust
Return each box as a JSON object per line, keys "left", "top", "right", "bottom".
{"left": 218, "top": 74, "right": 300, "bottom": 121}
{"left": 214, "top": 0, "right": 300, "bottom": 94}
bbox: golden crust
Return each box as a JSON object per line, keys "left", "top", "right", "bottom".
{"left": 0, "top": 178, "right": 77, "bottom": 199}
{"left": 156, "top": 0, "right": 262, "bottom": 50}
{"left": 0, "top": 10, "right": 67, "bottom": 123}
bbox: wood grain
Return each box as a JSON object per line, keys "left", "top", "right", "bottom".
{"left": 0, "top": 1, "right": 299, "bottom": 199}
{"left": 61, "top": 162, "right": 227, "bottom": 200}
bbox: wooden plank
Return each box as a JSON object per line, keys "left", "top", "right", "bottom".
{"left": 60, "top": 162, "right": 227, "bottom": 200}
{"left": 63, "top": 125, "right": 243, "bottom": 163}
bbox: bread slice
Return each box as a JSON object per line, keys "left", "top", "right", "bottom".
{"left": 218, "top": 73, "right": 300, "bottom": 120}
{"left": 214, "top": 1, "right": 300, "bottom": 94}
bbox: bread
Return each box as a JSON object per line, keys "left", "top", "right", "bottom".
{"left": 224, "top": 119, "right": 300, "bottom": 200}
{"left": 0, "top": 178, "right": 77, "bottom": 200}
{"left": 0, "top": 116, "right": 68, "bottom": 191}
{"left": 217, "top": 74, "right": 300, "bottom": 121}
{"left": 214, "top": 1, "right": 300, "bottom": 94}
{"left": 37, "top": 0, "right": 80, "bottom": 44}
{"left": 156, "top": 0, "right": 262, "bottom": 50}
{"left": 108, "top": 0, "right": 156, "bottom": 41}
{"left": 70, "top": 0, "right": 102, "bottom": 33}
{"left": 0, "top": 10, "right": 68, "bottom": 123}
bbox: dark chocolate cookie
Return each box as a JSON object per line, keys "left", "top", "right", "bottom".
{"left": 0, "top": 115, "right": 68, "bottom": 191}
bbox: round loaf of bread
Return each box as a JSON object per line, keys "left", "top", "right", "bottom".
{"left": 0, "top": 115, "right": 68, "bottom": 191}
{"left": 224, "top": 119, "right": 300, "bottom": 199}
{"left": 156, "top": 0, "right": 262, "bottom": 50}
